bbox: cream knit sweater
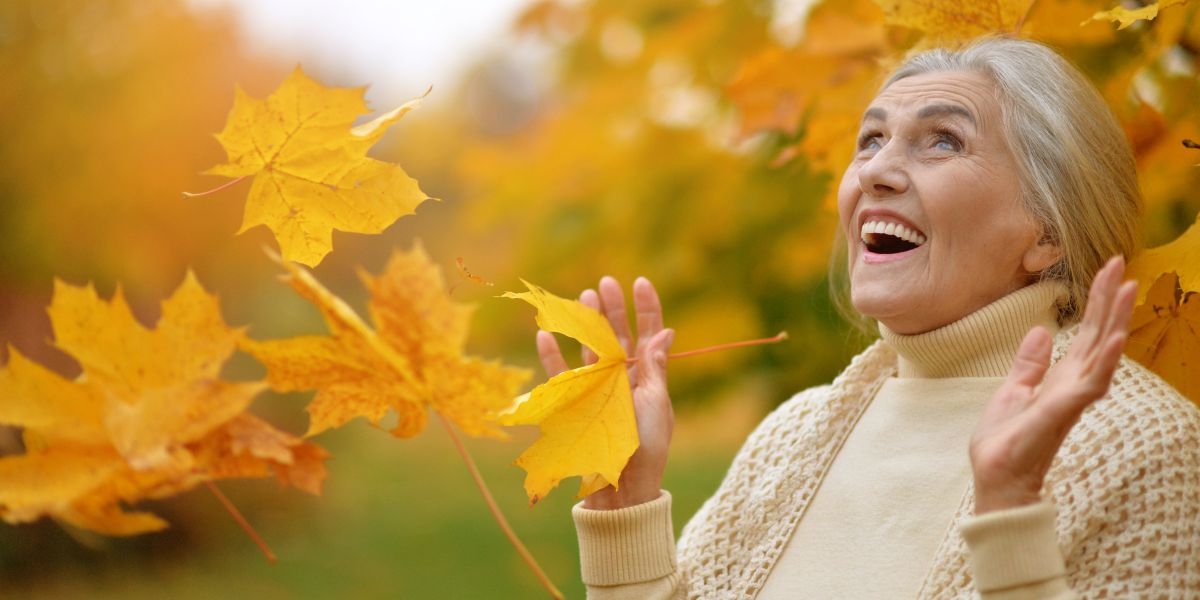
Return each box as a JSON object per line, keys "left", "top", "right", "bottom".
{"left": 574, "top": 282, "right": 1200, "bottom": 598}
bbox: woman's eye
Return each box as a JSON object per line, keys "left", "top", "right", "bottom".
{"left": 933, "top": 133, "right": 962, "bottom": 152}
{"left": 857, "top": 133, "right": 883, "bottom": 152}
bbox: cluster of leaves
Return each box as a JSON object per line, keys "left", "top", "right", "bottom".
{"left": 0, "top": 3, "right": 1197, "bottom": 592}
{"left": 722, "top": 0, "right": 1200, "bottom": 397}
{"left": 0, "top": 67, "right": 537, "bottom": 536}
{"left": 444, "top": 0, "right": 1200, "bottom": 406}
{"left": 0, "top": 274, "right": 326, "bottom": 534}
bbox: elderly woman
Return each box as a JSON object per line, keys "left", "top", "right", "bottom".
{"left": 536, "top": 37, "right": 1200, "bottom": 597}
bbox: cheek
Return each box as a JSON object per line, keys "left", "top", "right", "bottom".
{"left": 836, "top": 168, "right": 859, "bottom": 232}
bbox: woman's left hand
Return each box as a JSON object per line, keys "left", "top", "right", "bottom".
{"left": 970, "top": 256, "right": 1139, "bottom": 514}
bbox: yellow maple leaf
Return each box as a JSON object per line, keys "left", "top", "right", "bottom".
{"left": 205, "top": 66, "right": 431, "bottom": 266}
{"left": 1127, "top": 272, "right": 1200, "bottom": 402}
{"left": 726, "top": 0, "right": 886, "bottom": 139}
{"left": 0, "top": 273, "right": 327, "bottom": 535}
{"left": 874, "top": 0, "right": 1034, "bottom": 40}
{"left": 1129, "top": 218, "right": 1200, "bottom": 302}
{"left": 1087, "top": 0, "right": 1190, "bottom": 29}
{"left": 242, "top": 243, "right": 530, "bottom": 440}
{"left": 498, "top": 281, "right": 637, "bottom": 505}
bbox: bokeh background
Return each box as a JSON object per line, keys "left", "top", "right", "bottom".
{"left": 1, "top": 0, "right": 1197, "bottom": 598}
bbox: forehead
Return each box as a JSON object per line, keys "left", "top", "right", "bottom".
{"left": 866, "top": 70, "right": 1002, "bottom": 126}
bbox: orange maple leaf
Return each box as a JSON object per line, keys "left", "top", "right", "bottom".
{"left": 874, "top": 0, "right": 1035, "bottom": 40}
{"left": 242, "top": 244, "right": 530, "bottom": 440}
{"left": 1129, "top": 219, "right": 1200, "bottom": 302}
{"left": 1086, "top": 0, "right": 1190, "bottom": 29}
{"left": 0, "top": 273, "right": 327, "bottom": 535}
{"left": 1127, "top": 271, "right": 1200, "bottom": 403}
{"left": 204, "top": 66, "right": 432, "bottom": 267}
{"left": 498, "top": 281, "right": 638, "bottom": 504}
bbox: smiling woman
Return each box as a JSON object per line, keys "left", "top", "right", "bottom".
{"left": 839, "top": 69, "right": 1049, "bottom": 335}
{"left": 540, "top": 37, "right": 1200, "bottom": 598}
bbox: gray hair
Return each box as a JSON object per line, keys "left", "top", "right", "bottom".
{"left": 834, "top": 37, "right": 1142, "bottom": 327}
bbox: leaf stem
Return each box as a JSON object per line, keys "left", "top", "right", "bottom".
{"left": 1014, "top": 0, "right": 1039, "bottom": 34}
{"left": 205, "top": 480, "right": 277, "bottom": 565}
{"left": 182, "top": 175, "right": 248, "bottom": 198}
{"left": 625, "top": 331, "right": 789, "bottom": 364}
{"left": 436, "top": 413, "right": 564, "bottom": 600}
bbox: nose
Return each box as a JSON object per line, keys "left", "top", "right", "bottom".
{"left": 857, "top": 142, "right": 909, "bottom": 197}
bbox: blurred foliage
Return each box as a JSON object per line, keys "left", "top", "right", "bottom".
{"left": 0, "top": 0, "right": 289, "bottom": 376}
{"left": 2, "top": 0, "right": 1200, "bottom": 596}
{"left": 425, "top": 0, "right": 1200, "bottom": 404}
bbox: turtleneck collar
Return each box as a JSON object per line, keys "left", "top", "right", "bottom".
{"left": 878, "top": 281, "right": 1067, "bottom": 378}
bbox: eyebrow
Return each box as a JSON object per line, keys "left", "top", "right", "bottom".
{"left": 916, "top": 103, "right": 976, "bottom": 126}
{"left": 860, "top": 104, "right": 977, "bottom": 127}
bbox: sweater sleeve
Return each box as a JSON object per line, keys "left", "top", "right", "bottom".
{"left": 572, "top": 492, "right": 682, "bottom": 600}
{"left": 960, "top": 502, "right": 1076, "bottom": 600}
{"left": 961, "top": 359, "right": 1200, "bottom": 597}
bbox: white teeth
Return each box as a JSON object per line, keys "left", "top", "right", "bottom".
{"left": 860, "top": 220, "right": 927, "bottom": 246}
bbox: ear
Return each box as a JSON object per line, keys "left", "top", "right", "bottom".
{"left": 1022, "top": 229, "right": 1062, "bottom": 274}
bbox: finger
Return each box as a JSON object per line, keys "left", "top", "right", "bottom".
{"left": 1006, "top": 326, "right": 1053, "bottom": 389}
{"left": 637, "top": 328, "right": 675, "bottom": 395}
{"left": 580, "top": 288, "right": 601, "bottom": 365}
{"left": 1048, "top": 338, "right": 1121, "bottom": 419}
{"left": 1080, "top": 281, "right": 1136, "bottom": 382}
{"left": 1076, "top": 256, "right": 1122, "bottom": 356}
{"left": 1104, "top": 279, "right": 1137, "bottom": 341}
{"left": 1093, "top": 330, "right": 1128, "bottom": 387}
{"left": 1089, "top": 257, "right": 1126, "bottom": 346}
{"left": 536, "top": 330, "right": 570, "bottom": 377}
{"left": 598, "top": 276, "right": 634, "bottom": 355}
{"left": 1042, "top": 328, "right": 1129, "bottom": 425}
{"left": 633, "top": 277, "right": 664, "bottom": 355}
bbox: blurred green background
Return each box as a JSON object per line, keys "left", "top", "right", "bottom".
{"left": 3, "top": 0, "right": 1197, "bottom": 597}
{"left": 0, "top": 0, "right": 862, "bottom": 597}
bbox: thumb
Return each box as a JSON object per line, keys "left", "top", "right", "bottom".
{"left": 1007, "top": 326, "right": 1053, "bottom": 389}
{"left": 638, "top": 328, "right": 675, "bottom": 388}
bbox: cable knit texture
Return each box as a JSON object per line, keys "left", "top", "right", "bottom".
{"left": 573, "top": 281, "right": 1200, "bottom": 598}
{"left": 675, "top": 334, "right": 1200, "bottom": 598}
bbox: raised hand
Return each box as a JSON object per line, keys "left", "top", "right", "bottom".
{"left": 536, "top": 276, "right": 675, "bottom": 510}
{"left": 970, "top": 256, "right": 1138, "bottom": 514}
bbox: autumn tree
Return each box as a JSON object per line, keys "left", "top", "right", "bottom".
{"left": 1, "top": 0, "right": 1198, "bottom": 598}
{"left": 430, "top": 0, "right": 1200, "bottom": 408}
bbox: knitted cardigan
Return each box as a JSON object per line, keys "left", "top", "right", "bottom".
{"left": 670, "top": 330, "right": 1200, "bottom": 598}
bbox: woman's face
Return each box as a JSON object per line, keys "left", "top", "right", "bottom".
{"left": 837, "top": 70, "right": 1056, "bottom": 335}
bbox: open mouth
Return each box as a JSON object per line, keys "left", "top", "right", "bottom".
{"left": 861, "top": 220, "right": 927, "bottom": 255}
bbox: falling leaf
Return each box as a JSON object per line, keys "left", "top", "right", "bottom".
{"left": 455, "top": 257, "right": 494, "bottom": 287}
{"left": 498, "top": 281, "right": 637, "bottom": 505}
{"left": 449, "top": 257, "right": 494, "bottom": 295}
{"left": 205, "top": 67, "right": 432, "bottom": 266}
{"left": 243, "top": 243, "right": 530, "bottom": 440}
{"left": 1127, "top": 271, "right": 1200, "bottom": 403}
{"left": 1087, "top": 0, "right": 1190, "bottom": 29}
{"left": 874, "top": 0, "right": 1035, "bottom": 40}
{"left": 0, "top": 273, "right": 327, "bottom": 535}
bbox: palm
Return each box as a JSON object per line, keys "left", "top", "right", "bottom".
{"left": 535, "top": 276, "right": 674, "bottom": 510}
{"left": 970, "top": 257, "right": 1138, "bottom": 513}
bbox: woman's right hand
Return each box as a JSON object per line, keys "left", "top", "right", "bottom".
{"left": 535, "top": 276, "right": 676, "bottom": 510}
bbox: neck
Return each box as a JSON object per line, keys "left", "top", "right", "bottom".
{"left": 878, "top": 281, "right": 1066, "bottom": 378}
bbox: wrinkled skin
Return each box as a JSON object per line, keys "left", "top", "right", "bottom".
{"left": 541, "top": 71, "right": 1137, "bottom": 514}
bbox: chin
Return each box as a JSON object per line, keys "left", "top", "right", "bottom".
{"left": 849, "top": 289, "right": 930, "bottom": 334}
{"left": 848, "top": 290, "right": 898, "bottom": 322}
